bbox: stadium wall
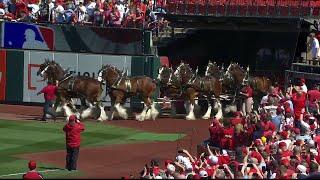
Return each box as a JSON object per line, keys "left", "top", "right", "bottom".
{"left": 0, "top": 49, "right": 160, "bottom": 108}
{"left": 0, "top": 22, "right": 152, "bottom": 55}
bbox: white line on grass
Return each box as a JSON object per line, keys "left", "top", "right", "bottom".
{"left": 0, "top": 169, "right": 63, "bottom": 177}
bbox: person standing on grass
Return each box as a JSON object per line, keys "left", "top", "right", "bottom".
{"left": 36, "top": 80, "right": 57, "bottom": 122}
{"left": 63, "top": 115, "right": 85, "bottom": 171}
{"left": 22, "top": 160, "right": 43, "bottom": 179}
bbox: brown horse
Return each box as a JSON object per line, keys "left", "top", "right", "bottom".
{"left": 205, "top": 61, "right": 224, "bottom": 80}
{"left": 37, "top": 59, "right": 108, "bottom": 121}
{"left": 157, "top": 65, "right": 182, "bottom": 99}
{"left": 224, "top": 63, "right": 273, "bottom": 95}
{"left": 171, "top": 62, "right": 223, "bottom": 120}
{"left": 97, "top": 64, "right": 159, "bottom": 121}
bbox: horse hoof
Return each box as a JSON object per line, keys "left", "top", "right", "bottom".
{"left": 186, "top": 116, "right": 196, "bottom": 120}
{"left": 135, "top": 115, "right": 144, "bottom": 122}
{"left": 202, "top": 116, "right": 210, "bottom": 120}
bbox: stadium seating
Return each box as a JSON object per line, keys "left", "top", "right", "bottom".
{"left": 164, "top": 0, "right": 320, "bottom": 18}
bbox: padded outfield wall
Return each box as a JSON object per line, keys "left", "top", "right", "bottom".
{"left": 0, "top": 49, "right": 160, "bottom": 108}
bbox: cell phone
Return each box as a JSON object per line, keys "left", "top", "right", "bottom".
{"left": 218, "top": 165, "right": 225, "bottom": 169}
{"left": 247, "top": 163, "right": 253, "bottom": 168}
{"left": 249, "top": 148, "right": 255, "bottom": 151}
{"left": 177, "top": 150, "right": 183, "bottom": 153}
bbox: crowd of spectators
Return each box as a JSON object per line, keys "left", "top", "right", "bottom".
{"left": 0, "top": 0, "right": 167, "bottom": 29}
{"left": 133, "top": 78, "right": 320, "bottom": 179}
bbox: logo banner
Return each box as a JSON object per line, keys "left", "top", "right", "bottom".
{"left": 2, "top": 22, "right": 55, "bottom": 50}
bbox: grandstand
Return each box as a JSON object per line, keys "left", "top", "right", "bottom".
{"left": 154, "top": 0, "right": 319, "bottom": 82}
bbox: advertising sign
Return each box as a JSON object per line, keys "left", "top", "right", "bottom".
{"left": 2, "top": 22, "right": 55, "bottom": 50}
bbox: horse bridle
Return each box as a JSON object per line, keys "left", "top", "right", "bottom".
{"left": 99, "top": 66, "right": 124, "bottom": 89}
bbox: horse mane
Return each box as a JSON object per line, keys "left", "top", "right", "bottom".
{"left": 103, "top": 64, "right": 122, "bottom": 74}
{"left": 231, "top": 63, "right": 245, "bottom": 73}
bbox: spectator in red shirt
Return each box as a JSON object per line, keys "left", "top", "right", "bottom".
{"left": 22, "top": 160, "right": 43, "bottom": 179}
{"left": 63, "top": 115, "right": 85, "bottom": 171}
{"left": 240, "top": 83, "right": 254, "bottom": 116}
{"left": 36, "top": 80, "right": 57, "bottom": 121}
{"left": 291, "top": 87, "right": 307, "bottom": 129}
{"left": 307, "top": 84, "right": 320, "bottom": 115}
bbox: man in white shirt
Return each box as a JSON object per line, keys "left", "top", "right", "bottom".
{"left": 310, "top": 33, "right": 320, "bottom": 63}
{"left": 300, "top": 78, "right": 308, "bottom": 93}
{"left": 85, "top": 0, "right": 96, "bottom": 20}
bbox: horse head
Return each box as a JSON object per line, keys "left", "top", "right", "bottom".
{"left": 158, "top": 66, "right": 173, "bottom": 85}
{"left": 98, "top": 64, "right": 121, "bottom": 86}
{"left": 206, "top": 61, "right": 221, "bottom": 78}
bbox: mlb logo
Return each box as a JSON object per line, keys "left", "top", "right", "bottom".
{"left": 2, "top": 22, "right": 55, "bottom": 50}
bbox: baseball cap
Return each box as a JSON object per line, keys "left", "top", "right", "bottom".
{"left": 297, "top": 164, "right": 307, "bottom": 173}
{"left": 199, "top": 170, "right": 208, "bottom": 178}
{"left": 28, "top": 160, "right": 37, "bottom": 170}
{"left": 69, "top": 115, "right": 77, "bottom": 122}
{"left": 209, "top": 155, "right": 218, "bottom": 165}
{"left": 0, "top": 9, "right": 5, "bottom": 16}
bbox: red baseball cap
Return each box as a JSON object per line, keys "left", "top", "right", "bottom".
{"left": 69, "top": 115, "right": 77, "bottom": 122}
{"left": 280, "top": 131, "right": 289, "bottom": 139}
{"left": 281, "top": 158, "right": 290, "bottom": 166}
{"left": 234, "top": 111, "right": 241, "bottom": 117}
{"left": 279, "top": 142, "right": 287, "bottom": 148}
{"left": 28, "top": 160, "right": 37, "bottom": 170}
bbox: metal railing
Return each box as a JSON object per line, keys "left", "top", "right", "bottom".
{"left": 160, "top": 0, "right": 320, "bottom": 18}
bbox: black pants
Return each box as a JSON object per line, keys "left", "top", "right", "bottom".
{"left": 66, "top": 146, "right": 79, "bottom": 171}
{"left": 42, "top": 100, "right": 56, "bottom": 120}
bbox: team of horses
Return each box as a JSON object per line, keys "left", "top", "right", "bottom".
{"left": 37, "top": 59, "right": 273, "bottom": 121}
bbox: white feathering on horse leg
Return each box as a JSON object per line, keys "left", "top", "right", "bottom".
{"left": 63, "top": 104, "right": 73, "bottom": 121}
{"left": 136, "top": 106, "right": 148, "bottom": 121}
{"left": 186, "top": 104, "right": 196, "bottom": 120}
{"left": 145, "top": 107, "right": 152, "bottom": 120}
{"left": 214, "top": 102, "right": 223, "bottom": 120}
{"left": 150, "top": 103, "right": 159, "bottom": 120}
{"left": 214, "top": 101, "right": 219, "bottom": 110}
{"left": 80, "top": 107, "right": 93, "bottom": 120}
{"left": 115, "top": 103, "right": 128, "bottom": 119}
{"left": 109, "top": 106, "right": 115, "bottom": 120}
{"left": 202, "top": 105, "right": 212, "bottom": 119}
{"left": 55, "top": 105, "right": 63, "bottom": 113}
{"left": 97, "top": 105, "right": 108, "bottom": 122}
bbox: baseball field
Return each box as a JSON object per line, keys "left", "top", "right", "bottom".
{"left": 0, "top": 104, "right": 210, "bottom": 178}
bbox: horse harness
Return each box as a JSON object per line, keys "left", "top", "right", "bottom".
{"left": 111, "top": 75, "right": 132, "bottom": 93}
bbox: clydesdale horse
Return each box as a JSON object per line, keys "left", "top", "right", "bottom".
{"left": 97, "top": 64, "right": 159, "bottom": 121}
{"left": 37, "top": 60, "right": 108, "bottom": 121}
{"left": 170, "top": 62, "right": 223, "bottom": 120}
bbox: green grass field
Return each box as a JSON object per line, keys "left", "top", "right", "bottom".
{"left": 0, "top": 119, "right": 183, "bottom": 179}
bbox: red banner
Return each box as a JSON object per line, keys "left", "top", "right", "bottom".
{"left": 0, "top": 50, "right": 6, "bottom": 100}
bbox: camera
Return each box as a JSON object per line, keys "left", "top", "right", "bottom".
{"left": 177, "top": 150, "right": 184, "bottom": 153}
